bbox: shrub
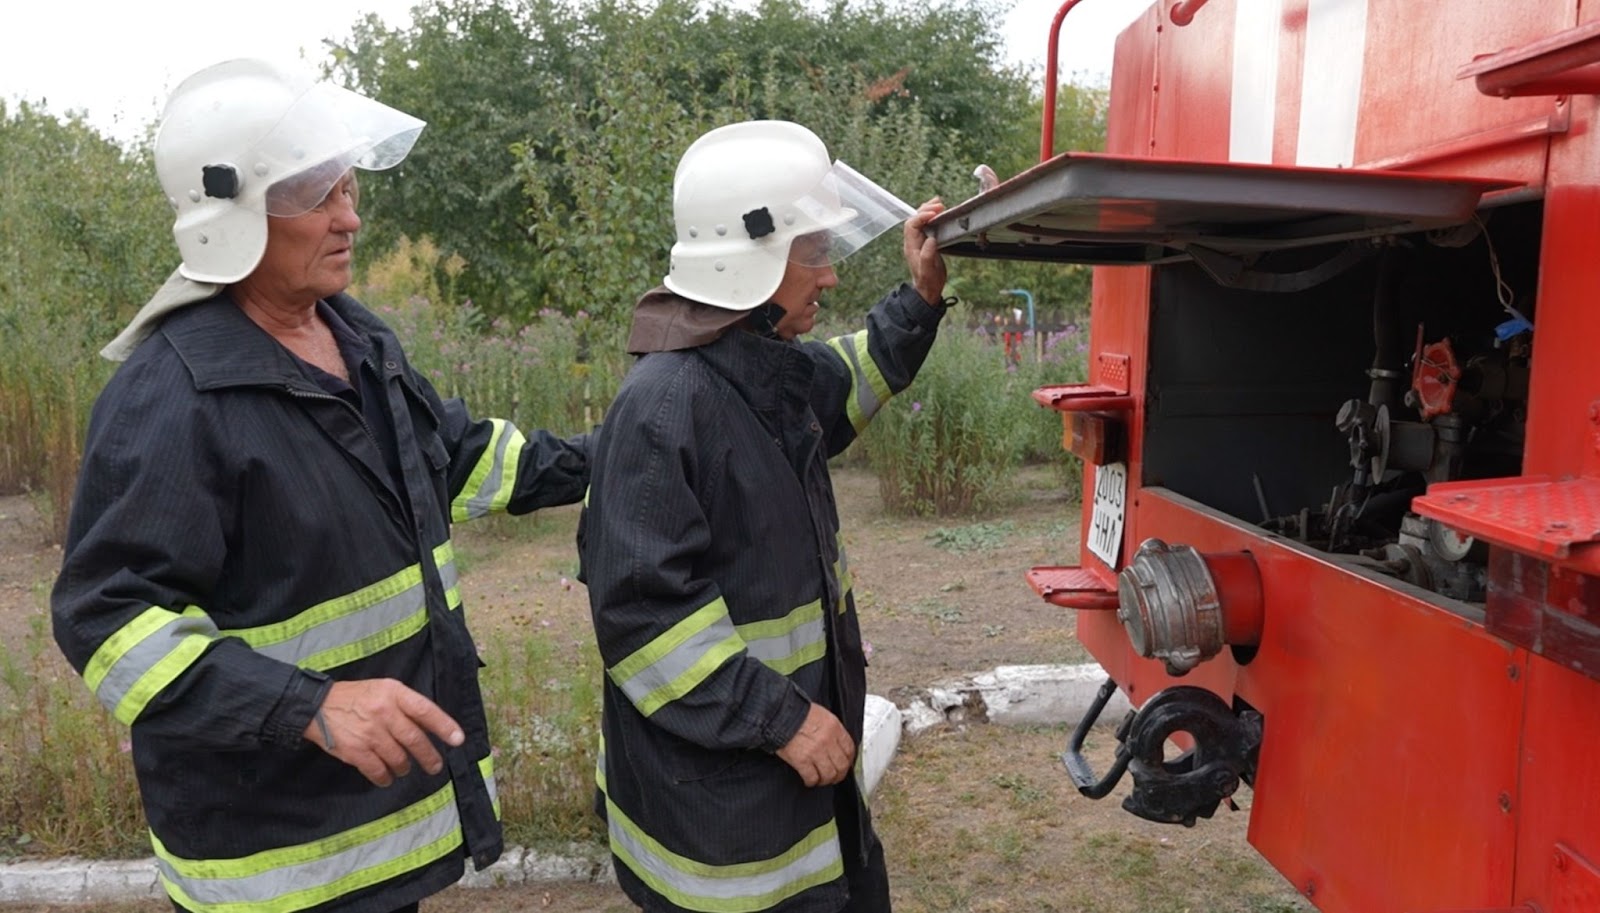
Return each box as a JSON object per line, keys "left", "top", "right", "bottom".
{"left": 861, "top": 328, "right": 1034, "bottom": 516}
{"left": 355, "top": 236, "right": 626, "bottom": 437}
{"left": 853, "top": 317, "right": 1092, "bottom": 516}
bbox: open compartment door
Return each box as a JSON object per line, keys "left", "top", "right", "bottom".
{"left": 929, "top": 153, "right": 1520, "bottom": 266}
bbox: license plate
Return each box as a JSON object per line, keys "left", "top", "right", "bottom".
{"left": 1087, "top": 462, "right": 1128, "bottom": 567}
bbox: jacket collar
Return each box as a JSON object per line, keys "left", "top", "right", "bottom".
{"left": 626, "top": 287, "right": 747, "bottom": 354}
{"left": 160, "top": 291, "right": 400, "bottom": 392}
{"left": 691, "top": 318, "right": 815, "bottom": 417}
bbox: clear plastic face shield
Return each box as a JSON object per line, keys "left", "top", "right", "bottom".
{"left": 782, "top": 161, "right": 915, "bottom": 268}
{"left": 244, "top": 83, "right": 423, "bottom": 217}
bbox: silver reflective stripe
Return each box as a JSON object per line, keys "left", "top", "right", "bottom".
{"left": 737, "top": 601, "right": 825, "bottom": 675}
{"left": 826, "top": 330, "right": 891, "bottom": 433}
{"left": 435, "top": 541, "right": 462, "bottom": 610}
{"left": 250, "top": 581, "right": 425, "bottom": 667}
{"left": 90, "top": 608, "right": 219, "bottom": 725}
{"left": 478, "top": 754, "right": 500, "bottom": 818}
{"left": 610, "top": 600, "right": 743, "bottom": 717}
{"left": 605, "top": 797, "right": 843, "bottom": 913}
{"left": 154, "top": 783, "right": 463, "bottom": 911}
{"left": 454, "top": 419, "right": 526, "bottom": 520}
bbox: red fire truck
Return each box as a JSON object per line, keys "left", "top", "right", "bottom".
{"left": 931, "top": 2, "right": 1600, "bottom": 911}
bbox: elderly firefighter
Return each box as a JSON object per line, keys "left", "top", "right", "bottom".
{"left": 51, "top": 58, "right": 590, "bottom": 913}
{"left": 579, "top": 120, "right": 950, "bottom": 912}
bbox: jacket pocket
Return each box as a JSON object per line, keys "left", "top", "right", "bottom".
{"left": 420, "top": 430, "right": 450, "bottom": 473}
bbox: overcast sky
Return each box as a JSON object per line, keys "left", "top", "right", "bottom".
{"left": 0, "top": 0, "right": 1151, "bottom": 147}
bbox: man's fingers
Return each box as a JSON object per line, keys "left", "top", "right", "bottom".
{"left": 354, "top": 753, "right": 396, "bottom": 788}
{"left": 394, "top": 721, "right": 447, "bottom": 775}
{"left": 400, "top": 690, "right": 465, "bottom": 747}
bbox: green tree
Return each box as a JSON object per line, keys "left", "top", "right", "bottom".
{"left": 0, "top": 101, "right": 170, "bottom": 534}
{"left": 331, "top": 0, "right": 1034, "bottom": 324}
{"left": 944, "top": 79, "right": 1109, "bottom": 329}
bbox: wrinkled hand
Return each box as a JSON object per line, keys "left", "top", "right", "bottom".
{"left": 903, "top": 197, "right": 948, "bottom": 307}
{"left": 305, "top": 679, "right": 465, "bottom": 787}
{"left": 776, "top": 703, "right": 856, "bottom": 787}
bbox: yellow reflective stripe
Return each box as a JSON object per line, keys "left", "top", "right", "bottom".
{"left": 603, "top": 791, "right": 843, "bottom": 913}
{"left": 608, "top": 597, "right": 746, "bottom": 717}
{"left": 635, "top": 634, "right": 744, "bottom": 718}
{"left": 825, "top": 330, "right": 893, "bottom": 433}
{"left": 85, "top": 606, "right": 219, "bottom": 726}
{"left": 433, "top": 541, "right": 462, "bottom": 611}
{"left": 479, "top": 754, "right": 500, "bottom": 820}
{"left": 228, "top": 564, "right": 425, "bottom": 673}
{"left": 152, "top": 780, "right": 464, "bottom": 913}
{"left": 230, "top": 565, "right": 420, "bottom": 650}
{"left": 736, "top": 600, "right": 825, "bottom": 676}
{"left": 451, "top": 419, "right": 526, "bottom": 521}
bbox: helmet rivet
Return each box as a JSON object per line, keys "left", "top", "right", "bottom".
{"left": 715, "top": 224, "right": 727, "bottom": 237}
{"left": 167, "top": 197, "right": 179, "bottom": 209}
{"left": 688, "top": 227, "right": 698, "bottom": 238}
{"left": 188, "top": 190, "right": 202, "bottom": 203}
{"left": 198, "top": 234, "right": 209, "bottom": 245}
{"left": 714, "top": 261, "right": 726, "bottom": 272}
{"left": 783, "top": 213, "right": 795, "bottom": 226}
{"left": 254, "top": 162, "right": 270, "bottom": 177}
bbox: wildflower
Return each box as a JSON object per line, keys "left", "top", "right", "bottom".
{"left": 559, "top": 576, "right": 573, "bottom": 591}
{"left": 911, "top": 401, "right": 922, "bottom": 413}
{"left": 119, "top": 739, "right": 133, "bottom": 754}
{"left": 862, "top": 640, "right": 874, "bottom": 662}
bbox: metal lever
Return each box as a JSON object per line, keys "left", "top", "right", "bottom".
{"left": 1062, "top": 677, "right": 1135, "bottom": 798}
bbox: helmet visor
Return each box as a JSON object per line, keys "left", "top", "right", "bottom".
{"left": 250, "top": 83, "right": 424, "bottom": 217}
{"left": 787, "top": 161, "right": 914, "bottom": 267}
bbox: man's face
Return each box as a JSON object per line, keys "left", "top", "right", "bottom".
{"left": 768, "top": 232, "right": 839, "bottom": 340}
{"left": 248, "top": 171, "right": 362, "bottom": 303}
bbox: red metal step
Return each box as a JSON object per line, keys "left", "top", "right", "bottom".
{"left": 1413, "top": 475, "right": 1600, "bottom": 574}
{"left": 1026, "top": 565, "right": 1120, "bottom": 610}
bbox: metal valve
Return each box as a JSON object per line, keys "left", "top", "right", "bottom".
{"left": 1116, "top": 539, "right": 1264, "bottom": 676}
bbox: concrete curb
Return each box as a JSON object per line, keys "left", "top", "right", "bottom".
{"left": 0, "top": 663, "right": 1115, "bottom": 903}
{"left": 898, "top": 662, "right": 1132, "bottom": 736}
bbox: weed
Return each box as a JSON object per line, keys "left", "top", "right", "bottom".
{"left": 0, "top": 623, "right": 607, "bottom": 859}
{"left": 926, "top": 520, "right": 1016, "bottom": 553}
{"left": 907, "top": 597, "right": 966, "bottom": 625}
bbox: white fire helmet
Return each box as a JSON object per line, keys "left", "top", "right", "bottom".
{"left": 153, "top": 58, "right": 425, "bottom": 284}
{"left": 664, "top": 120, "right": 915, "bottom": 310}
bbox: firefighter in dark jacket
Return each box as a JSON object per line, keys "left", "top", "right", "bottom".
{"left": 50, "top": 58, "right": 590, "bottom": 913}
{"left": 579, "top": 119, "right": 949, "bottom": 913}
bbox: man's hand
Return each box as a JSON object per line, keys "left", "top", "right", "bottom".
{"left": 776, "top": 703, "right": 857, "bottom": 787}
{"left": 903, "top": 197, "right": 948, "bottom": 307}
{"left": 304, "top": 679, "right": 465, "bottom": 787}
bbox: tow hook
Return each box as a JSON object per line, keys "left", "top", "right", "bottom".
{"left": 1063, "top": 680, "right": 1262, "bottom": 827}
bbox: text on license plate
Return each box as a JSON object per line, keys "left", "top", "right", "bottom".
{"left": 1087, "top": 462, "right": 1127, "bottom": 567}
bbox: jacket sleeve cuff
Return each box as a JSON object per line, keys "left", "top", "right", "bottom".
{"left": 758, "top": 684, "right": 813, "bottom": 753}
{"left": 895, "top": 283, "right": 949, "bottom": 330}
{"left": 262, "top": 669, "right": 333, "bottom": 748}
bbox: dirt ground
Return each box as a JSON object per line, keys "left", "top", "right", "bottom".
{"left": 0, "top": 466, "right": 1309, "bottom": 913}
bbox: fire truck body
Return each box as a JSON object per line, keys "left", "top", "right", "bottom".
{"left": 931, "top": 3, "right": 1600, "bottom": 911}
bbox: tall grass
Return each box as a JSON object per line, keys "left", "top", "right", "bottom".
{"left": 0, "top": 311, "right": 114, "bottom": 542}
{"left": 0, "top": 621, "right": 605, "bottom": 859}
{"left": 861, "top": 323, "right": 1089, "bottom": 516}
{"left": 478, "top": 634, "right": 605, "bottom": 849}
{"left": 0, "top": 616, "right": 144, "bottom": 858}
